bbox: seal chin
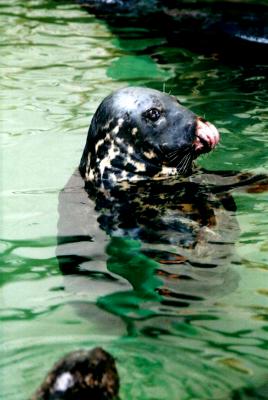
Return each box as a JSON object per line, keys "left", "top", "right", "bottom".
{"left": 194, "top": 117, "right": 220, "bottom": 154}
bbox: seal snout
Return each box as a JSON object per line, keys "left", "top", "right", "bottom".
{"left": 194, "top": 117, "right": 220, "bottom": 153}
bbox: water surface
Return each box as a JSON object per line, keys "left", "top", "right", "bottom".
{"left": 1, "top": 1, "right": 268, "bottom": 399}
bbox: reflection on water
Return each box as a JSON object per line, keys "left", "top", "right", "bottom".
{"left": 1, "top": 0, "right": 268, "bottom": 399}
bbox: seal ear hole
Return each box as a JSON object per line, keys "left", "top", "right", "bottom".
{"left": 143, "top": 108, "right": 161, "bottom": 122}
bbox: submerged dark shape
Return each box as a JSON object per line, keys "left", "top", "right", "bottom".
{"left": 32, "top": 347, "right": 119, "bottom": 400}
{"left": 77, "top": 0, "right": 268, "bottom": 62}
{"left": 78, "top": 0, "right": 160, "bottom": 17}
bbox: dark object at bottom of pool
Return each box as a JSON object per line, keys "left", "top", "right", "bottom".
{"left": 78, "top": 0, "right": 268, "bottom": 62}
{"left": 32, "top": 347, "right": 119, "bottom": 400}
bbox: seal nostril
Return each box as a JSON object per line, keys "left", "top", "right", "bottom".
{"left": 194, "top": 117, "right": 219, "bottom": 154}
{"left": 186, "top": 120, "right": 197, "bottom": 136}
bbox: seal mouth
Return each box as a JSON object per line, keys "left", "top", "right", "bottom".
{"left": 193, "top": 117, "right": 220, "bottom": 154}
{"left": 158, "top": 116, "right": 219, "bottom": 172}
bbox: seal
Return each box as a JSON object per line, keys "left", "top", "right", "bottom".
{"left": 76, "top": 87, "right": 233, "bottom": 260}
{"left": 79, "top": 87, "right": 219, "bottom": 188}
{"left": 58, "top": 87, "right": 268, "bottom": 334}
{"left": 32, "top": 347, "right": 119, "bottom": 400}
{"left": 78, "top": 0, "right": 268, "bottom": 62}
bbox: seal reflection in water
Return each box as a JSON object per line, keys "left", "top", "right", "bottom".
{"left": 58, "top": 86, "right": 243, "bottom": 318}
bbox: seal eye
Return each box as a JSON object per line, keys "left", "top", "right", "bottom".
{"left": 143, "top": 108, "right": 161, "bottom": 122}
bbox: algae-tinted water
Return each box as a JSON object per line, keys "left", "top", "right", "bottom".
{"left": 1, "top": 1, "right": 268, "bottom": 399}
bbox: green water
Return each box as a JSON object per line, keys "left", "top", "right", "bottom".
{"left": 1, "top": 1, "right": 268, "bottom": 399}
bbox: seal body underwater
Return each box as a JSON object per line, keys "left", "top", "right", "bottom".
{"left": 77, "top": 0, "right": 268, "bottom": 62}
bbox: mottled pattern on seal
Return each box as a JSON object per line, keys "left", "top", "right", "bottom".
{"left": 58, "top": 87, "right": 267, "bottom": 312}
{"left": 79, "top": 87, "right": 219, "bottom": 189}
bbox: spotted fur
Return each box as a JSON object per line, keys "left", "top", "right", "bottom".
{"left": 79, "top": 87, "right": 219, "bottom": 189}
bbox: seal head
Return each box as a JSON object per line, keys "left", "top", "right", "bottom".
{"left": 32, "top": 347, "right": 119, "bottom": 400}
{"left": 79, "top": 87, "right": 219, "bottom": 187}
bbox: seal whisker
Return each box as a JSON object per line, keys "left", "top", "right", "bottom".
{"left": 185, "top": 153, "right": 194, "bottom": 172}
{"left": 175, "top": 154, "right": 188, "bottom": 171}
{"left": 167, "top": 146, "right": 192, "bottom": 158}
{"left": 166, "top": 149, "right": 181, "bottom": 158}
{"left": 178, "top": 155, "right": 190, "bottom": 174}
{"left": 167, "top": 152, "right": 182, "bottom": 163}
{"left": 183, "top": 154, "right": 193, "bottom": 173}
{"left": 166, "top": 148, "right": 191, "bottom": 163}
{"left": 175, "top": 151, "right": 190, "bottom": 168}
{"left": 176, "top": 152, "right": 192, "bottom": 173}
